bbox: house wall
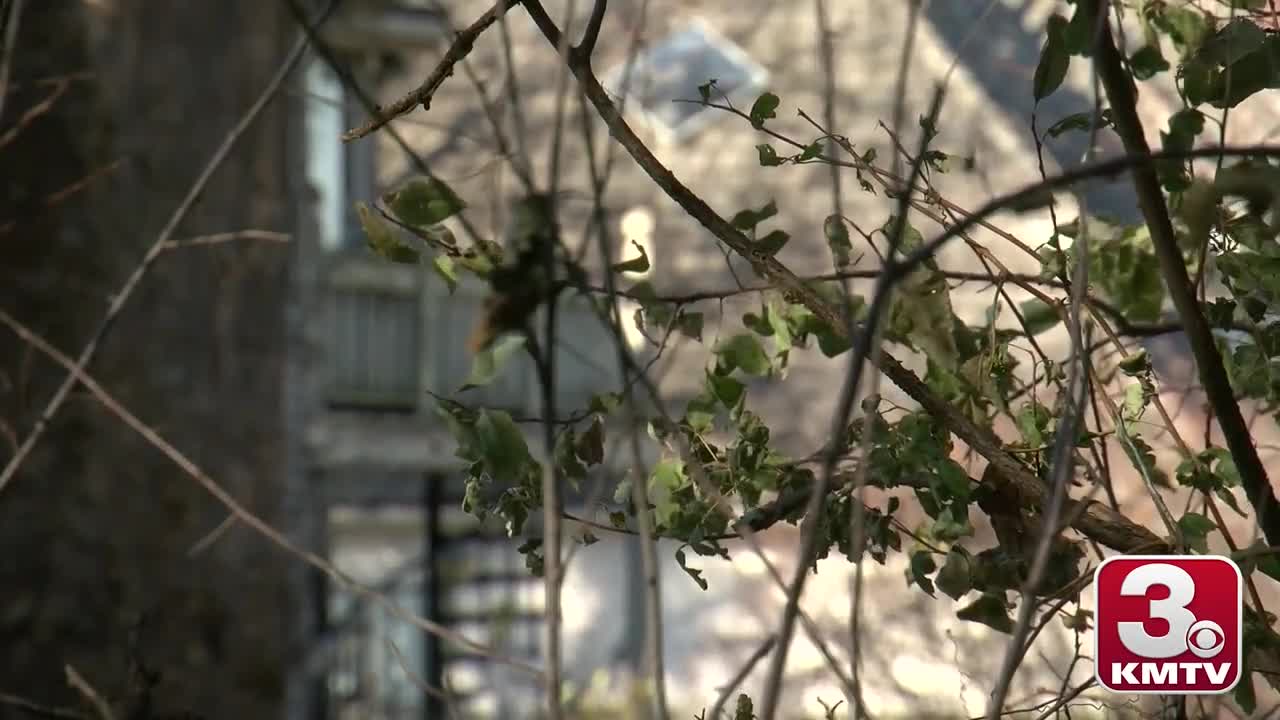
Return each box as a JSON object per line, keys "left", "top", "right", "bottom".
{"left": 342, "top": 0, "right": 1280, "bottom": 716}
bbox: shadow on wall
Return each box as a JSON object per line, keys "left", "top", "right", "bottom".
{"left": 925, "top": 1, "right": 1141, "bottom": 223}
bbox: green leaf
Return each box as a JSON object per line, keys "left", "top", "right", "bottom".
{"left": 757, "top": 229, "right": 790, "bottom": 255}
{"left": 1122, "top": 382, "right": 1149, "bottom": 422}
{"left": 1199, "top": 35, "right": 1280, "bottom": 108}
{"left": 383, "top": 177, "right": 466, "bottom": 226}
{"left": 924, "top": 150, "right": 950, "bottom": 173}
{"left": 1120, "top": 432, "right": 1169, "bottom": 487}
{"left": 715, "top": 334, "right": 772, "bottom": 376}
{"left": 935, "top": 548, "right": 974, "bottom": 600}
{"left": 613, "top": 476, "right": 632, "bottom": 505}
{"left": 1015, "top": 400, "right": 1052, "bottom": 448}
{"left": 888, "top": 218, "right": 960, "bottom": 370}
{"left": 357, "top": 203, "right": 420, "bottom": 264}
{"left": 1199, "top": 17, "right": 1266, "bottom": 66}
{"left": 930, "top": 506, "right": 973, "bottom": 542}
{"left": 697, "top": 78, "right": 717, "bottom": 102}
{"left": 1017, "top": 298, "right": 1062, "bottom": 336}
{"left": 590, "top": 391, "right": 622, "bottom": 415}
{"left": 473, "top": 409, "right": 532, "bottom": 484}
{"left": 432, "top": 254, "right": 458, "bottom": 293}
{"left": 756, "top": 144, "right": 783, "bottom": 167}
{"left": 685, "top": 393, "right": 717, "bottom": 434}
{"left": 1243, "top": 541, "right": 1280, "bottom": 582}
{"left": 798, "top": 140, "right": 824, "bottom": 161}
{"left": 749, "top": 92, "right": 780, "bottom": 128}
{"left": 671, "top": 310, "right": 702, "bottom": 341}
{"left": 1118, "top": 349, "right": 1152, "bottom": 376}
{"left": 823, "top": 215, "right": 853, "bottom": 268}
{"left": 577, "top": 416, "right": 605, "bottom": 466}
{"left": 706, "top": 371, "right": 745, "bottom": 409}
{"left": 1129, "top": 44, "right": 1170, "bottom": 80}
{"left": 518, "top": 538, "right": 544, "bottom": 576}
{"left": 462, "top": 334, "right": 526, "bottom": 390}
{"left": 1155, "top": 7, "right": 1211, "bottom": 58}
{"left": 957, "top": 593, "right": 1014, "bottom": 633}
{"left": 1178, "top": 512, "right": 1217, "bottom": 553}
{"left": 731, "top": 200, "right": 779, "bottom": 231}
{"left": 649, "top": 459, "right": 687, "bottom": 527}
{"left": 675, "top": 547, "right": 709, "bottom": 590}
{"left": 1062, "top": 0, "right": 1094, "bottom": 56}
{"left": 1182, "top": 57, "right": 1223, "bottom": 106}
{"left": 1062, "top": 217, "right": 1166, "bottom": 322}
{"left": 555, "top": 427, "right": 587, "bottom": 481}
{"left": 611, "top": 240, "right": 650, "bottom": 274}
{"left": 1034, "top": 14, "right": 1071, "bottom": 101}
{"left": 1045, "top": 109, "right": 1114, "bottom": 138}
{"left": 907, "top": 550, "right": 937, "bottom": 597}
{"left": 1159, "top": 108, "right": 1205, "bottom": 191}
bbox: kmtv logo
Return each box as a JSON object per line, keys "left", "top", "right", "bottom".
{"left": 1094, "top": 556, "right": 1242, "bottom": 694}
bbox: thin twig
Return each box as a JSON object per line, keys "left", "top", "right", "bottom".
{"left": 1089, "top": 1, "right": 1280, "bottom": 548}
{"left": 0, "top": 29, "right": 310, "bottom": 495}
{"left": 0, "top": 691, "right": 86, "bottom": 720}
{"left": 186, "top": 514, "right": 237, "bottom": 556}
{"left": 987, "top": 9, "right": 1111, "bottom": 711}
{"left": 342, "top": 0, "right": 520, "bottom": 141}
{"left": 578, "top": 0, "right": 607, "bottom": 56}
{"left": 284, "top": 0, "right": 486, "bottom": 245}
{"left": 63, "top": 666, "right": 113, "bottom": 720}
{"left": 0, "top": 0, "right": 25, "bottom": 122}
{"left": 161, "top": 229, "right": 291, "bottom": 250}
{"left": 518, "top": 0, "right": 1168, "bottom": 558}
{"left": 0, "top": 159, "right": 124, "bottom": 236}
{"left": 0, "top": 75, "right": 68, "bottom": 150}
{"left": 578, "top": 72, "right": 671, "bottom": 720}
{"left": 386, "top": 638, "right": 463, "bottom": 720}
{"left": 763, "top": 89, "right": 943, "bottom": 720}
{"left": 0, "top": 308, "right": 541, "bottom": 675}
{"left": 707, "top": 635, "right": 777, "bottom": 720}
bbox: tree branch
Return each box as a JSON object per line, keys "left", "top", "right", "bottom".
{"left": 518, "top": 0, "right": 1166, "bottom": 556}
{"left": 1088, "top": 2, "right": 1280, "bottom": 548}
{"left": 342, "top": 0, "right": 521, "bottom": 141}
{"left": 577, "top": 0, "right": 607, "bottom": 57}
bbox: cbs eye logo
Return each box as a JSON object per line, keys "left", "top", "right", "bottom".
{"left": 1094, "top": 556, "right": 1242, "bottom": 694}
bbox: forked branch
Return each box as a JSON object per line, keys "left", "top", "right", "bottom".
{"left": 517, "top": 0, "right": 1165, "bottom": 556}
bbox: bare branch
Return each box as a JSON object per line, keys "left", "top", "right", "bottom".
{"left": 63, "top": 666, "right": 113, "bottom": 720}
{"left": 0, "top": 28, "right": 309, "bottom": 496}
{"left": 0, "top": 0, "right": 25, "bottom": 122}
{"left": 0, "top": 690, "right": 86, "bottom": 720}
{"left": 707, "top": 635, "right": 777, "bottom": 720}
{"left": 0, "top": 74, "right": 69, "bottom": 150}
{"left": 341, "top": 0, "right": 520, "bottom": 141}
{"left": 161, "top": 229, "right": 291, "bottom": 250}
{"left": 578, "top": 0, "right": 607, "bottom": 57}
{"left": 0, "top": 309, "right": 541, "bottom": 676}
{"left": 517, "top": 0, "right": 1169, "bottom": 563}
{"left": 1088, "top": 1, "right": 1280, "bottom": 548}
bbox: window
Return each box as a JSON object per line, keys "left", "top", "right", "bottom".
{"left": 326, "top": 505, "right": 427, "bottom": 719}
{"left": 328, "top": 284, "right": 422, "bottom": 411}
{"left": 321, "top": 476, "right": 544, "bottom": 720}
{"left": 303, "top": 56, "right": 623, "bottom": 415}
{"left": 599, "top": 18, "right": 769, "bottom": 144}
{"left": 303, "top": 56, "right": 376, "bottom": 254}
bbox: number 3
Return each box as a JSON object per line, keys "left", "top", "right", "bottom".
{"left": 1117, "top": 563, "right": 1195, "bottom": 658}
